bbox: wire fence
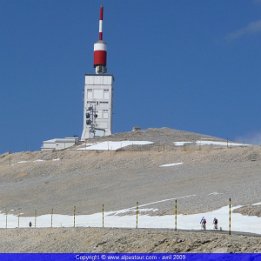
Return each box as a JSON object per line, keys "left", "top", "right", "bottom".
{"left": 1, "top": 198, "right": 234, "bottom": 235}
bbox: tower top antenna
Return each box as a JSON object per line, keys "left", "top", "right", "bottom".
{"left": 99, "top": 6, "right": 104, "bottom": 41}
{"left": 93, "top": 5, "right": 107, "bottom": 74}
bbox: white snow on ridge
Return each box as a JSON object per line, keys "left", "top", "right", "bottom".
{"left": 174, "top": 141, "right": 193, "bottom": 146}
{"left": 196, "top": 140, "right": 249, "bottom": 146}
{"left": 159, "top": 162, "right": 183, "bottom": 167}
{"left": 110, "top": 208, "right": 158, "bottom": 216}
{"left": 174, "top": 140, "right": 250, "bottom": 147}
{"left": 78, "top": 141, "right": 154, "bottom": 151}
{"left": 208, "top": 192, "right": 223, "bottom": 196}
{"left": 252, "top": 202, "right": 261, "bottom": 206}
{"left": 16, "top": 158, "right": 60, "bottom": 164}
{"left": 52, "top": 158, "right": 60, "bottom": 161}
{"left": 110, "top": 194, "right": 197, "bottom": 215}
{"left": 33, "top": 159, "right": 46, "bottom": 163}
{"left": 17, "top": 161, "right": 28, "bottom": 164}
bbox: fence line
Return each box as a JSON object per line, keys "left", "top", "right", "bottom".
{"left": 2, "top": 199, "right": 235, "bottom": 235}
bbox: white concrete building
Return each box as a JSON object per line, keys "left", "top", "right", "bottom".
{"left": 81, "top": 74, "right": 114, "bottom": 140}
{"left": 41, "top": 137, "right": 79, "bottom": 151}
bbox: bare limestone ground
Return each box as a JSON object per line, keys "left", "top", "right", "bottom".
{"left": 0, "top": 144, "right": 260, "bottom": 216}
{"left": 0, "top": 227, "right": 260, "bottom": 253}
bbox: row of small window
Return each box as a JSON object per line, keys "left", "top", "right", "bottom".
{"left": 98, "top": 111, "right": 109, "bottom": 119}
{"left": 85, "top": 109, "right": 109, "bottom": 119}
{"left": 87, "top": 89, "right": 110, "bottom": 100}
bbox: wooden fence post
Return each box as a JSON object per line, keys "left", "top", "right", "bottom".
{"left": 229, "top": 198, "right": 232, "bottom": 235}
{"left": 34, "top": 210, "right": 37, "bottom": 228}
{"left": 51, "top": 208, "right": 53, "bottom": 228}
{"left": 175, "top": 199, "right": 177, "bottom": 231}
{"left": 102, "top": 204, "right": 105, "bottom": 228}
{"left": 73, "top": 206, "right": 76, "bottom": 228}
{"left": 5, "top": 208, "right": 8, "bottom": 229}
{"left": 17, "top": 213, "right": 20, "bottom": 228}
{"left": 136, "top": 202, "right": 139, "bottom": 229}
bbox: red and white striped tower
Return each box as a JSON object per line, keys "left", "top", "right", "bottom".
{"left": 81, "top": 5, "right": 114, "bottom": 140}
{"left": 94, "top": 6, "right": 107, "bottom": 74}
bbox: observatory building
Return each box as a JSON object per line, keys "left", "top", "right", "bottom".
{"left": 81, "top": 6, "right": 114, "bottom": 140}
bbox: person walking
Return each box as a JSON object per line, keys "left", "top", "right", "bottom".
{"left": 213, "top": 217, "right": 218, "bottom": 230}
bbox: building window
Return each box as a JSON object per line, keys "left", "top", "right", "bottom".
{"left": 93, "top": 90, "right": 103, "bottom": 99}
{"left": 87, "top": 90, "right": 93, "bottom": 99}
{"left": 104, "top": 91, "right": 109, "bottom": 99}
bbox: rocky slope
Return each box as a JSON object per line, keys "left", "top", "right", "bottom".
{"left": 0, "top": 227, "right": 260, "bottom": 253}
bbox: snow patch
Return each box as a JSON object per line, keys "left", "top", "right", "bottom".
{"left": 16, "top": 158, "right": 59, "bottom": 164}
{"left": 174, "top": 140, "right": 250, "bottom": 147}
{"left": 110, "top": 194, "right": 197, "bottom": 215}
{"left": 78, "top": 141, "right": 153, "bottom": 151}
{"left": 252, "top": 202, "right": 261, "bottom": 206}
{"left": 111, "top": 208, "right": 158, "bottom": 216}
{"left": 33, "top": 159, "right": 45, "bottom": 163}
{"left": 174, "top": 142, "right": 193, "bottom": 146}
{"left": 159, "top": 162, "right": 183, "bottom": 167}
{"left": 196, "top": 140, "right": 249, "bottom": 147}
{"left": 208, "top": 192, "right": 223, "bottom": 196}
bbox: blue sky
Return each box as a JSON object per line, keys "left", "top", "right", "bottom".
{"left": 0, "top": 0, "right": 261, "bottom": 153}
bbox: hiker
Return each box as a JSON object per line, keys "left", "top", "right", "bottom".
{"left": 200, "top": 217, "right": 207, "bottom": 230}
{"left": 29, "top": 221, "right": 32, "bottom": 228}
{"left": 213, "top": 217, "right": 218, "bottom": 230}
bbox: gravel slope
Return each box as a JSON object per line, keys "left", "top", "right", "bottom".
{"left": 0, "top": 228, "right": 260, "bottom": 253}
{"left": 0, "top": 128, "right": 260, "bottom": 253}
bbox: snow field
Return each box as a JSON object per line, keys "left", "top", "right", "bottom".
{"left": 0, "top": 204, "right": 260, "bottom": 234}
